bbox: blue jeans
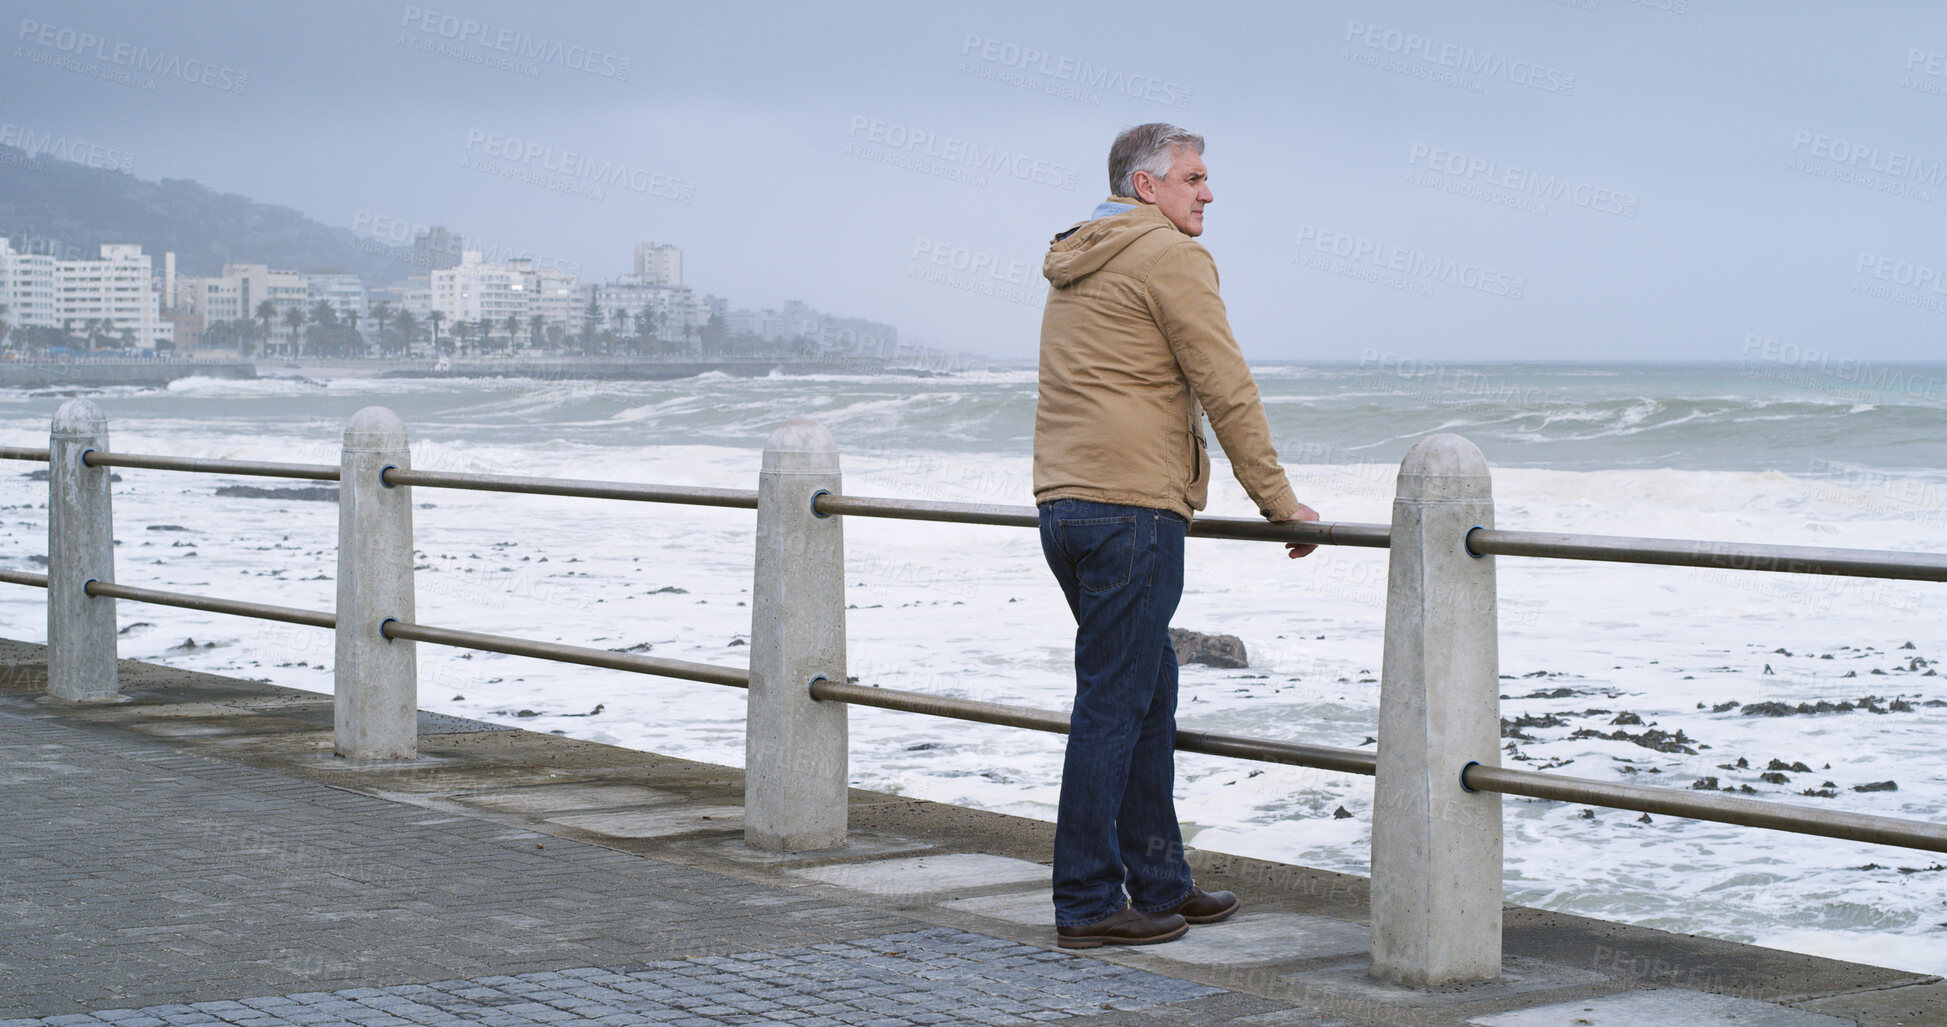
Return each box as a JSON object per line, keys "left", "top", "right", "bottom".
{"left": 1038, "top": 498, "right": 1194, "bottom": 926}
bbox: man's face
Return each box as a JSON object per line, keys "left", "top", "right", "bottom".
{"left": 1134, "top": 147, "right": 1213, "bottom": 236}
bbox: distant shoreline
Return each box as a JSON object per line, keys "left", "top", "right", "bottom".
{"left": 0, "top": 354, "right": 960, "bottom": 389}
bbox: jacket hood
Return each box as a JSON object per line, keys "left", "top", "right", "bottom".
{"left": 1043, "top": 197, "right": 1181, "bottom": 289}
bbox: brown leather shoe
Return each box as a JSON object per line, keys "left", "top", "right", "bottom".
{"left": 1056, "top": 905, "right": 1189, "bottom": 949}
{"left": 1160, "top": 887, "right": 1240, "bottom": 924}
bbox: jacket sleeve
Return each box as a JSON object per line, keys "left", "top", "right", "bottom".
{"left": 1144, "top": 241, "right": 1300, "bottom": 521}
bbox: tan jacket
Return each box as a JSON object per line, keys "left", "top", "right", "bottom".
{"left": 1033, "top": 198, "right": 1299, "bottom": 523}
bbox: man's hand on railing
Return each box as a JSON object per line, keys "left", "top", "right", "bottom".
{"left": 1281, "top": 503, "right": 1322, "bottom": 559}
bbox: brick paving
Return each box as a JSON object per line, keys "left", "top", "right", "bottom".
{"left": 0, "top": 710, "right": 1226, "bottom": 1025}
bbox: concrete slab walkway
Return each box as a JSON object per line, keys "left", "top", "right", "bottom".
{"left": 0, "top": 640, "right": 1939, "bottom": 1026}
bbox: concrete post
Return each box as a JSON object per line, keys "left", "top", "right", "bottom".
{"left": 334, "top": 406, "right": 418, "bottom": 759}
{"left": 47, "top": 399, "right": 118, "bottom": 702}
{"left": 745, "top": 418, "right": 848, "bottom": 850}
{"left": 1370, "top": 433, "right": 1503, "bottom": 986}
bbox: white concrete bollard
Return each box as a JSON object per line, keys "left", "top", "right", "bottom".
{"left": 1370, "top": 433, "right": 1504, "bottom": 986}
{"left": 745, "top": 418, "right": 848, "bottom": 850}
{"left": 47, "top": 399, "right": 119, "bottom": 702}
{"left": 334, "top": 406, "right": 418, "bottom": 759}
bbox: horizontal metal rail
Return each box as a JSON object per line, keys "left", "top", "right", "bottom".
{"left": 812, "top": 493, "right": 1391, "bottom": 548}
{"left": 809, "top": 678, "right": 1378, "bottom": 774}
{"left": 379, "top": 620, "right": 752, "bottom": 689}
{"left": 381, "top": 467, "right": 758, "bottom": 508}
{"left": 1469, "top": 528, "right": 1947, "bottom": 583}
{"left": 1463, "top": 763, "right": 1947, "bottom": 854}
{"left": 0, "top": 569, "right": 50, "bottom": 588}
{"left": 83, "top": 451, "right": 340, "bottom": 481}
{"left": 0, "top": 446, "right": 50, "bottom": 462}
{"left": 82, "top": 580, "right": 336, "bottom": 629}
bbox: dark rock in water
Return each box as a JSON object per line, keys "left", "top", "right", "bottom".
{"left": 146, "top": 524, "right": 190, "bottom": 532}
{"left": 1500, "top": 713, "right": 1567, "bottom": 740}
{"left": 1853, "top": 780, "right": 1898, "bottom": 792}
{"left": 1690, "top": 777, "right": 1719, "bottom": 790}
{"left": 1801, "top": 787, "right": 1839, "bottom": 798}
{"left": 1332, "top": 806, "right": 1353, "bottom": 819}
{"left": 1901, "top": 641, "right": 1917, "bottom": 649}
{"left": 650, "top": 586, "right": 688, "bottom": 594}
{"left": 1609, "top": 711, "right": 1643, "bottom": 726}
{"left": 1576, "top": 808, "right": 1595, "bottom": 819}
{"left": 1567, "top": 726, "right": 1699, "bottom": 754}
{"left": 1169, "top": 628, "right": 1248, "bottom": 669}
{"left": 609, "top": 642, "right": 654, "bottom": 653}
{"left": 1636, "top": 813, "right": 1653, "bottom": 824}
{"left": 1710, "top": 700, "right": 1741, "bottom": 713}
{"left": 1759, "top": 771, "right": 1791, "bottom": 785}
{"left": 215, "top": 485, "right": 338, "bottom": 503}
{"left": 170, "top": 637, "right": 200, "bottom": 651}
{"left": 1522, "top": 686, "right": 1577, "bottom": 699}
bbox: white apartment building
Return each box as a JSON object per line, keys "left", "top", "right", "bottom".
{"left": 431, "top": 251, "right": 527, "bottom": 332}
{"left": 509, "top": 259, "right": 582, "bottom": 334}
{"left": 304, "top": 272, "right": 368, "bottom": 325}
{"left": 55, "top": 244, "right": 170, "bottom": 348}
{"left": 632, "top": 242, "right": 682, "bottom": 286}
{"left": 591, "top": 274, "right": 704, "bottom": 345}
{"left": 0, "top": 238, "right": 59, "bottom": 331}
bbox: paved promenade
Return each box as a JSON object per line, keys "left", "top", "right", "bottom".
{"left": 0, "top": 639, "right": 1940, "bottom": 1026}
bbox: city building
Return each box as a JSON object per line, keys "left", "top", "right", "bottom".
{"left": 431, "top": 251, "right": 527, "bottom": 345}
{"left": 510, "top": 258, "right": 582, "bottom": 336}
{"left": 303, "top": 271, "right": 368, "bottom": 325}
{"left": 413, "top": 226, "right": 464, "bottom": 272}
{"left": 633, "top": 242, "right": 682, "bottom": 286}
{"left": 0, "top": 238, "right": 59, "bottom": 332}
{"left": 54, "top": 244, "right": 170, "bottom": 349}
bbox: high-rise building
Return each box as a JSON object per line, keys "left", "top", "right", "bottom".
{"left": 413, "top": 226, "right": 464, "bottom": 272}
{"left": 303, "top": 272, "right": 368, "bottom": 325}
{"left": 431, "top": 251, "right": 527, "bottom": 330}
{"left": 633, "top": 242, "right": 682, "bottom": 287}
{"left": 54, "top": 244, "right": 170, "bottom": 348}
{"left": 0, "top": 238, "right": 58, "bottom": 331}
{"left": 510, "top": 258, "right": 581, "bottom": 335}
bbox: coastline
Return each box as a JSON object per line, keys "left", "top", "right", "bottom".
{"left": 0, "top": 354, "right": 952, "bottom": 389}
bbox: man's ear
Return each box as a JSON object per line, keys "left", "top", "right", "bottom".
{"left": 1131, "top": 169, "right": 1156, "bottom": 204}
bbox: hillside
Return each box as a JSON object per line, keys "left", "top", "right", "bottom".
{"left": 0, "top": 146, "right": 415, "bottom": 283}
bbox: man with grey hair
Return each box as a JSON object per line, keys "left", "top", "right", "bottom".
{"left": 1036, "top": 123, "right": 1319, "bottom": 948}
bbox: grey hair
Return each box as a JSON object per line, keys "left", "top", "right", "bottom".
{"left": 1108, "top": 123, "right": 1205, "bottom": 199}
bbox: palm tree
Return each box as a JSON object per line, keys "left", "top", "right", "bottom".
{"left": 427, "top": 310, "right": 445, "bottom": 355}
{"left": 0, "top": 302, "right": 11, "bottom": 351}
{"left": 283, "top": 307, "right": 306, "bottom": 356}
{"left": 581, "top": 299, "right": 602, "bottom": 353}
{"left": 504, "top": 314, "right": 522, "bottom": 354}
{"left": 528, "top": 313, "right": 545, "bottom": 353}
{"left": 255, "top": 300, "right": 276, "bottom": 356}
{"left": 369, "top": 302, "right": 393, "bottom": 353}
{"left": 390, "top": 310, "right": 418, "bottom": 357}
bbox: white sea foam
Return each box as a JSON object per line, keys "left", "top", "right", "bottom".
{"left": 2, "top": 363, "right": 1943, "bottom": 973}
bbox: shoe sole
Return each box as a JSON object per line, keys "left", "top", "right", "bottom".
{"left": 1056, "top": 921, "right": 1189, "bottom": 949}
{"left": 1182, "top": 899, "right": 1240, "bottom": 925}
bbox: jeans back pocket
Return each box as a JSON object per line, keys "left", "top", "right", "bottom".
{"left": 1058, "top": 515, "right": 1138, "bottom": 593}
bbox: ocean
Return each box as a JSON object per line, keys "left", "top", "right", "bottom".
{"left": 3, "top": 360, "right": 1944, "bottom": 974}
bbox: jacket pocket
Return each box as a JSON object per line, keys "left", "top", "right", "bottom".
{"left": 1057, "top": 515, "right": 1137, "bottom": 593}
{"left": 1188, "top": 430, "right": 1209, "bottom": 491}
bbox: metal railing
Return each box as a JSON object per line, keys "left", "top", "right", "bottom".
{"left": 6, "top": 398, "right": 1945, "bottom": 987}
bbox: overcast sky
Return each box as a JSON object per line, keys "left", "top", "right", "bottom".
{"left": 6, "top": 0, "right": 1946, "bottom": 363}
